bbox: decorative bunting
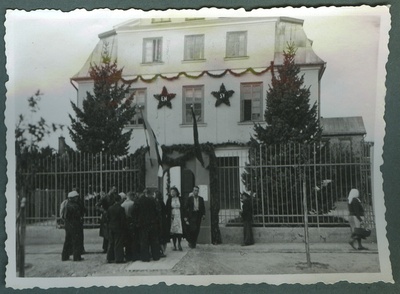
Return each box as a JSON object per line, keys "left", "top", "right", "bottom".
{"left": 121, "top": 62, "right": 274, "bottom": 84}
{"left": 211, "top": 83, "right": 235, "bottom": 107}
{"left": 153, "top": 86, "right": 176, "bottom": 109}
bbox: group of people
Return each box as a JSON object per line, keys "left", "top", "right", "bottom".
{"left": 61, "top": 184, "right": 369, "bottom": 262}
{"left": 61, "top": 184, "right": 206, "bottom": 263}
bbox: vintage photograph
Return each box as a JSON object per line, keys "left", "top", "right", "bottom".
{"left": 5, "top": 6, "right": 392, "bottom": 288}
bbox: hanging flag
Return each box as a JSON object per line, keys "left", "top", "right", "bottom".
{"left": 140, "top": 109, "right": 164, "bottom": 177}
{"left": 191, "top": 106, "right": 204, "bottom": 167}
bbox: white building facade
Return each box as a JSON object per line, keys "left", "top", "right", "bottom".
{"left": 72, "top": 17, "right": 325, "bottom": 153}
{"left": 71, "top": 17, "right": 326, "bottom": 243}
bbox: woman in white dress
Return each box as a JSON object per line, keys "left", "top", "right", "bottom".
{"left": 166, "top": 186, "right": 184, "bottom": 251}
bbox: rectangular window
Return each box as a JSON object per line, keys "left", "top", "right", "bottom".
{"left": 226, "top": 31, "right": 247, "bottom": 58}
{"left": 183, "top": 85, "right": 204, "bottom": 124}
{"left": 241, "top": 82, "right": 262, "bottom": 122}
{"left": 143, "top": 37, "right": 162, "bottom": 63}
{"left": 127, "top": 88, "right": 146, "bottom": 125}
{"left": 184, "top": 34, "right": 204, "bottom": 60}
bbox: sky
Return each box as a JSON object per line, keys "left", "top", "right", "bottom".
{"left": 5, "top": 6, "right": 390, "bottom": 150}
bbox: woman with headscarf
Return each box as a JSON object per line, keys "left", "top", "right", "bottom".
{"left": 166, "top": 186, "right": 184, "bottom": 251}
{"left": 348, "top": 188, "right": 368, "bottom": 250}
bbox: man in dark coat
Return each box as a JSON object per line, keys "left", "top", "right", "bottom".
{"left": 240, "top": 192, "right": 254, "bottom": 246}
{"left": 136, "top": 188, "right": 161, "bottom": 262}
{"left": 61, "top": 191, "right": 84, "bottom": 261}
{"left": 96, "top": 187, "right": 116, "bottom": 253}
{"left": 106, "top": 193, "right": 126, "bottom": 263}
{"left": 184, "top": 186, "right": 205, "bottom": 249}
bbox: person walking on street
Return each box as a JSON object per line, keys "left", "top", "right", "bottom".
{"left": 184, "top": 186, "right": 205, "bottom": 249}
{"left": 166, "top": 187, "right": 184, "bottom": 251}
{"left": 240, "top": 192, "right": 254, "bottom": 246}
{"left": 106, "top": 193, "right": 127, "bottom": 263}
{"left": 61, "top": 191, "right": 84, "bottom": 261}
{"left": 348, "top": 188, "right": 368, "bottom": 250}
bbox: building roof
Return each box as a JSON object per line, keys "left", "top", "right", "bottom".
{"left": 71, "top": 16, "right": 325, "bottom": 81}
{"left": 321, "top": 116, "right": 366, "bottom": 137}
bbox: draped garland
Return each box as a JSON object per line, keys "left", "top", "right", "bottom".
{"left": 160, "top": 141, "right": 249, "bottom": 245}
{"left": 121, "top": 62, "right": 274, "bottom": 84}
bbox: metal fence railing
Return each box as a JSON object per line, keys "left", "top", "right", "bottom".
{"left": 216, "top": 142, "right": 374, "bottom": 228}
{"left": 19, "top": 151, "right": 145, "bottom": 227}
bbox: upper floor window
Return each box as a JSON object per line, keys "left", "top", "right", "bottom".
{"left": 127, "top": 88, "right": 146, "bottom": 125}
{"left": 226, "top": 31, "right": 247, "bottom": 58}
{"left": 183, "top": 85, "right": 204, "bottom": 124}
{"left": 151, "top": 18, "right": 171, "bottom": 23}
{"left": 184, "top": 34, "right": 205, "bottom": 60}
{"left": 241, "top": 82, "right": 262, "bottom": 122}
{"left": 143, "top": 37, "right": 162, "bottom": 63}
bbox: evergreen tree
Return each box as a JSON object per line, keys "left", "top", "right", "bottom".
{"left": 253, "top": 43, "right": 322, "bottom": 145}
{"left": 242, "top": 44, "right": 325, "bottom": 224}
{"left": 69, "top": 45, "right": 136, "bottom": 156}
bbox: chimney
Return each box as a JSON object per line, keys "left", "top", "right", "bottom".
{"left": 58, "top": 136, "right": 66, "bottom": 155}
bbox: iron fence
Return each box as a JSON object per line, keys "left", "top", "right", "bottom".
{"left": 19, "top": 151, "right": 145, "bottom": 226}
{"left": 216, "top": 142, "right": 374, "bottom": 228}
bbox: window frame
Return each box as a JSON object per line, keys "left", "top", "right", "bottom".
{"left": 226, "top": 31, "right": 248, "bottom": 58}
{"left": 142, "top": 37, "right": 163, "bottom": 63}
{"left": 127, "top": 88, "right": 147, "bottom": 126}
{"left": 184, "top": 34, "right": 205, "bottom": 61}
{"left": 182, "top": 85, "right": 205, "bottom": 125}
{"left": 240, "top": 82, "right": 263, "bottom": 122}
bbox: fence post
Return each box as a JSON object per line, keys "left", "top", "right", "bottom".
{"left": 259, "top": 144, "right": 265, "bottom": 228}
{"left": 18, "top": 197, "right": 27, "bottom": 277}
{"left": 54, "top": 155, "right": 58, "bottom": 227}
{"left": 313, "top": 144, "right": 320, "bottom": 230}
{"left": 303, "top": 168, "right": 312, "bottom": 267}
{"left": 100, "top": 152, "right": 103, "bottom": 191}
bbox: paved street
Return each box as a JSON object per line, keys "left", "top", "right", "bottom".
{"left": 22, "top": 226, "right": 380, "bottom": 277}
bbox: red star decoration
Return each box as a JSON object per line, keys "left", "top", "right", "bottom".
{"left": 211, "top": 83, "right": 235, "bottom": 107}
{"left": 154, "top": 86, "right": 176, "bottom": 109}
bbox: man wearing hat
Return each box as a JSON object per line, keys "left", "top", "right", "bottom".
{"left": 61, "top": 190, "right": 84, "bottom": 261}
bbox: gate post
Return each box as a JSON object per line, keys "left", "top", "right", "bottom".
{"left": 259, "top": 144, "right": 265, "bottom": 227}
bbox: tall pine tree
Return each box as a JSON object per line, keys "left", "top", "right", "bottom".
{"left": 242, "top": 44, "right": 325, "bottom": 223}
{"left": 253, "top": 43, "right": 322, "bottom": 145}
{"left": 69, "top": 45, "right": 136, "bottom": 156}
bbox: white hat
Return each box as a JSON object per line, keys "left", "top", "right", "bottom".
{"left": 119, "top": 192, "right": 127, "bottom": 199}
{"left": 68, "top": 191, "right": 79, "bottom": 198}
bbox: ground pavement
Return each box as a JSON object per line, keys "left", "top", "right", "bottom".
{"left": 21, "top": 226, "right": 380, "bottom": 277}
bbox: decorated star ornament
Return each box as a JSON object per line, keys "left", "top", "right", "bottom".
{"left": 211, "top": 83, "right": 235, "bottom": 107}
{"left": 154, "top": 86, "right": 176, "bottom": 109}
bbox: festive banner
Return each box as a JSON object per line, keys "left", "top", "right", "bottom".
{"left": 121, "top": 62, "right": 274, "bottom": 84}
